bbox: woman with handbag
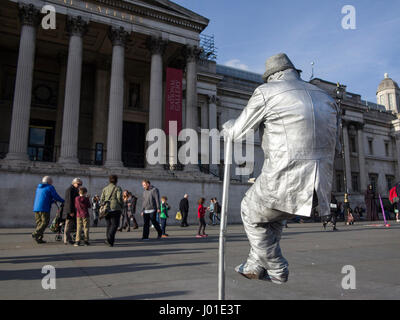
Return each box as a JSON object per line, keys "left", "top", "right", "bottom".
{"left": 100, "top": 175, "right": 123, "bottom": 247}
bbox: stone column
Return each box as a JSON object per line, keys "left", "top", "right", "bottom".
{"left": 92, "top": 58, "right": 110, "bottom": 152}
{"left": 104, "top": 26, "right": 129, "bottom": 168}
{"left": 208, "top": 95, "right": 218, "bottom": 130}
{"left": 208, "top": 95, "right": 218, "bottom": 173}
{"left": 356, "top": 123, "right": 367, "bottom": 192}
{"left": 146, "top": 37, "right": 167, "bottom": 168}
{"left": 147, "top": 37, "right": 167, "bottom": 132}
{"left": 201, "top": 101, "right": 208, "bottom": 129}
{"left": 342, "top": 123, "right": 352, "bottom": 193}
{"left": 183, "top": 45, "right": 201, "bottom": 170}
{"left": 54, "top": 53, "right": 67, "bottom": 159}
{"left": 5, "top": 4, "right": 40, "bottom": 162}
{"left": 184, "top": 46, "right": 201, "bottom": 131}
{"left": 58, "top": 16, "right": 88, "bottom": 165}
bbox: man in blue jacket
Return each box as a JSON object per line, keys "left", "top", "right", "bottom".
{"left": 32, "top": 176, "right": 64, "bottom": 243}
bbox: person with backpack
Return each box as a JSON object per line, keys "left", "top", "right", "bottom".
{"left": 100, "top": 175, "right": 123, "bottom": 247}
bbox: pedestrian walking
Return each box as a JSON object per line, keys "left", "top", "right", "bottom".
{"left": 119, "top": 190, "right": 131, "bottom": 232}
{"left": 63, "top": 178, "right": 82, "bottom": 245}
{"left": 160, "top": 196, "right": 171, "bottom": 238}
{"left": 338, "top": 202, "right": 345, "bottom": 221}
{"left": 128, "top": 192, "right": 139, "bottom": 229}
{"left": 365, "top": 184, "right": 379, "bottom": 221}
{"left": 179, "top": 194, "right": 189, "bottom": 227}
{"left": 208, "top": 198, "right": 215, "bottom": 225}
{"left": 345, "top": 207, "right": 355, "bottom": 225}
{"left": 32, "top": 176, "right": 64, "bottom": 243}
{"left": 101, "top": 175, "right": 123, "bottom": 247}
{"left": 91, "top": 195, "right": 100, "bottom": 227}
{"left": 213, "top": 198, "right": 221, "bottom": 225}
{"left": 141, "top": 180, "right": 162, "bottom": 240}
{"left": 74, "top": 187, "right": 91, "bottom": 246}
{"left": 196, "top": 198, "right": 207, "bottom": 238}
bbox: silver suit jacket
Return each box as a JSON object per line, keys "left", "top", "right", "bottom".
{"left": 223, "top": 69, "right": 341, "bottom": 222}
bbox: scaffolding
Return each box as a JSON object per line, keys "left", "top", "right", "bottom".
{"left": 200, "top": 34, "right": 217, "bottom": 61}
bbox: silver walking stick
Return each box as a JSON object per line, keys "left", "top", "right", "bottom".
{"left": 218, "top": 136, "right": 233, "bottom": 300}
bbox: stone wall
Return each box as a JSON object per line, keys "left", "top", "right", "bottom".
{"left": 0, "top": 164, "right": 250, "bottom": 227}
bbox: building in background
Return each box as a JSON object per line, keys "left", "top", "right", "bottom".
{"left": 0, "top": 0, "right": 399, "bottom": 226}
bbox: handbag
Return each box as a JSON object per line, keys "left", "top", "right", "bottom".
{"left": 99, "top": 186, "right": 117, "bottom": 220}
{"left": 175, "top": 211, "right": 182, "bottom": 221}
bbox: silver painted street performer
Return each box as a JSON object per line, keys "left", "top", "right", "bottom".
{"left": 222, "top": 53, "right": 341, "bottom": 283}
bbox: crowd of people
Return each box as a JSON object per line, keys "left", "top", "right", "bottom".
{"left": 32, "top": 174, "right": 396, "bottom": 245}
{"left": 31, "top": 175, "right": 222, "bottom": 246}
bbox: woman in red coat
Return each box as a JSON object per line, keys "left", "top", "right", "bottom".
{"left": 196, "top": 198, "right": 207, "bottom": 238}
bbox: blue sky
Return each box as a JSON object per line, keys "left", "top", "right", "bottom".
{"left": 172, "top": 0, "right": 400, "bottom": 102}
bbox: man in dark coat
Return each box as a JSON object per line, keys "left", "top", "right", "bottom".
{"left": 63, "top": 178, "right": 82, "bottom": 244}
{"left": 179, "top": 194, "right": 189, "bottom": 227}
{"left": 365, "top": 184, "right": 379, "bottom": 221}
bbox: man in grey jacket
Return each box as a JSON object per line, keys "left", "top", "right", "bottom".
{"left": 223, "top": 53, "right": 341, "bottom": 283}
{"left": 141, "top": 180, "right": 162, "bottom": 240}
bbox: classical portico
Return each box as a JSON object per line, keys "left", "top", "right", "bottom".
{"left": 0, "top": 0, "right": 209, "bottom": 169}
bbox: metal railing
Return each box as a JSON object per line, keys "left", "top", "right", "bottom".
{"left": 163, "top": 163, "right": 185, "bottom": 171}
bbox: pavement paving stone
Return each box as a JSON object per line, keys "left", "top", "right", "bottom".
{"left": 0, "top": 221, "right": 399, "bottom": 299}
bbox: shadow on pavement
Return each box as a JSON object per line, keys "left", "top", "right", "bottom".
{"left": 0, "top": 261, "right": 209, "bottom": 281}
{"left": 0, "top": 247, "right": 205, "bottom": 265}
{"left": 108, "top": 290, "right": 191, "bottom": 300}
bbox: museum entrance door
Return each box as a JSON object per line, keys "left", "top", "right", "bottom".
{"left": 28, "top": 120, "right": 55, "bottom": 162}
{"left": 122, "top": 121, "right": 145, "bottom": 168}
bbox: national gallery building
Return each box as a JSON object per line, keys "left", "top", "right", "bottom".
{"left": 1, "top": 0, "right": 400, "bottom": 226}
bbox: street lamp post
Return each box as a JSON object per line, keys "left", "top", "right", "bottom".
{"left": 336, "top": 83, "right": 350, "bottom": 212}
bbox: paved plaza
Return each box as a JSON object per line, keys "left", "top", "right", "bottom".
{"left": 0, "top": 221, "right": 399, "bottom": 300}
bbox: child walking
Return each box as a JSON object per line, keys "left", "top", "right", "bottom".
{"left": 196, "top": 198, "right": 207, "bottom": 238}
{"left": 160, "top": 196, "right": 171, "bottom": 238}
{"left": 74, "top": 187, "right": 91, "bottom": 246}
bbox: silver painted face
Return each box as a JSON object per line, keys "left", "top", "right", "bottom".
{"left": 223, "top": 68, "right": 341, "bottom": 223}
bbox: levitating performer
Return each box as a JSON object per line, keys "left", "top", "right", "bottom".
{"left": 222, "top": 53, "right": 341, "bottom": 283}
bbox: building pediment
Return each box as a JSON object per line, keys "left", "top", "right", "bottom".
{"left": 93, "top": 0, "right": 209, "bottom": 32}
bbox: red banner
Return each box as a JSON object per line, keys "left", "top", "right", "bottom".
{"left": 165, "top": 67, "right": 183, "bottom": 136}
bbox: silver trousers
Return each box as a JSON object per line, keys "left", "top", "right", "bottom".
{"left": 239, "top": 208, "right": 289, "bottom": 280}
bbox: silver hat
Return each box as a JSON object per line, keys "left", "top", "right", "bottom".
{"left": 262, "top": 53, "right": 302, "bottom": 82}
